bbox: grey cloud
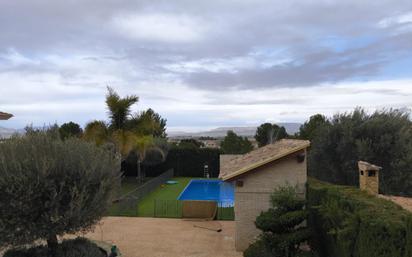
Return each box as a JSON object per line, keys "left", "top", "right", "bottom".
{"left": 205, "top": 98, "right": 309, "bottom": 106}
{"left": 0, "top": 0, "right": 412, "bottom": 93}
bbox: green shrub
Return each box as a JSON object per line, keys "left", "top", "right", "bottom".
{"left": 244, "top": 239, "right": 274, "bottom": 257}
{"left": 3, "top": 238, "right": 106, "bottom": 257}
{"left": 308, "top": 178, "right": 412, "bottom": 257}
{"left": 245, "top": 185, "right": 311, "bottom": 257}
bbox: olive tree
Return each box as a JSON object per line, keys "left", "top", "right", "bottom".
{"left": 255, "top": 123, "right": 288, "bottom": 147}
{"left": 308, "top": 108, "right": 412, "bottom": 195}
{"left": 0, "top": 132, "right": 121, "bottom": 255}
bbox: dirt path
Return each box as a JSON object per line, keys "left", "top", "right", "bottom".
{"left": 379, "top": 195, "right": 412, "bottom": 212}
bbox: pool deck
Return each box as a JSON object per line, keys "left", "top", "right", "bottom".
{"left": 76, "top": 217, "right": 242, "bottom": 257}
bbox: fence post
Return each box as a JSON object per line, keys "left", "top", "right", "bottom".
{"left": 154, "top": 199, "right": 156, "bottom": 217}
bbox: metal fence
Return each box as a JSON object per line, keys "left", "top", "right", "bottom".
{"left": 154, "top": 199, "right": 183, "bottom": 218}
{"left": 153, "top": 199, "right": 235, "bottom": 220}
{"left": 109, "top": 169, "right": 174, "bottom": 216}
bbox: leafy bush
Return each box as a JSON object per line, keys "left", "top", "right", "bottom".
{"left": 245, "top": 185, "right": 311, "bottom": 257}
{"left": 307, "top": 178, "right": 412, "bottom": 257}
{"left": 3, "top": 238, "right": 106, "bottom": 257}
{"left": 0, "top": 132, "right": 120, "bottom": 253}
{"left": 308, "top": 108, "right": 412, "bottom": 195}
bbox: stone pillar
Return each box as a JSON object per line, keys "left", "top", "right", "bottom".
{"left": 358, "top": 161, "right": 381, "bottom": 195}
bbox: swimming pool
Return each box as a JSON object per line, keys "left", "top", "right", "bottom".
{"left": 178, "top": 179, "right": 234, "bottom": 206}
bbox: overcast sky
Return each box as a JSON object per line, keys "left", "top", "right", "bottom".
{"left": 1, "top": 0, "right": 412, "bottom": 131}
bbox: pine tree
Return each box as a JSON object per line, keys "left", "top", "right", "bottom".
{"left": 244, "top": 185, "right": 311, "bottom": 257}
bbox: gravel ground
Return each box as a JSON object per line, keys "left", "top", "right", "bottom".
{"left": 74, "top": 217, "right": 242, "bottom": 257}
{"left": 379, "top": 194, "right": 412, "bottom": 212}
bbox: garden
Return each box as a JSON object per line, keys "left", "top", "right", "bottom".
{"left": 243, "top": 180, "right": 412, "bottom": 257}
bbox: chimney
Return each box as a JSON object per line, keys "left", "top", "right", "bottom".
{"left": 358, "top": 161, "right": 382, "bottom": 195}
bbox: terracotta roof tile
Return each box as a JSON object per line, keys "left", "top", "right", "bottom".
{"left": 0, "top": 112, "right": 13, "bottom": 120}
{"left": 220, "top": 139, "right": 310, "bottom": 181}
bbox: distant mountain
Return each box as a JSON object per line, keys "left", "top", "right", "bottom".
{"left": 168, "top": 123, "right": 302, "bottom": 138}
{"left": 0, "top": 127, "right": 18, "bottom": 138}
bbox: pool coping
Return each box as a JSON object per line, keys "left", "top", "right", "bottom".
{"left": 177, "top": 179, "right": 234, "bottom": 205}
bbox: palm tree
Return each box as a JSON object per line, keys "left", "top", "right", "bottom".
{"left": 134, "top": 135, "right": 154, "bottom": 183}
{"left": 111, "top": 129, "right": 137, "bottom": 159}
{"left": 85, "top": 87, "right": 167, "bottom": 182}
{"left": 83, "top": 120, "right": 109, "bottom": 146}
{"left": 105, "top": 86, "right": 138, "bottom": 130}
{"left": 127, "top": 108, "right": 167, "bottom": 137}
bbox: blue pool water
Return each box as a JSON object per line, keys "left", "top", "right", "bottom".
{"left": 178, "top": 179, "right": 234, "bottom": 206}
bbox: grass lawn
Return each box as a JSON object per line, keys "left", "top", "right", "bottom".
{"left": 115, "top": 177, "right": 152, "bottom": 197}
{"left": 137, "top": 177, "right": 193, "bottom": 217}
{"left": 109, "top": 177, "right": 234, "bottom": 220}
{"left": 108, "top": 177, "right": 152, "bottom": 216}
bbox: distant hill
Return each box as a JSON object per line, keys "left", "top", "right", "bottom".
{"left": 1, "top": 123, "right": 303, "bottom": 139}
{"left": 0, "top": 127, "right": 19, "bottom": 138}
{"left": 168, "top": 123, "right": 302, "bottom": 138}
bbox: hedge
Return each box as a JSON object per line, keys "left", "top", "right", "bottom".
{"left": 122, "top": 148, "right": 221, "bottom": 178}
{"left": 307, "top": 178, "right": 412, "bottom": 257}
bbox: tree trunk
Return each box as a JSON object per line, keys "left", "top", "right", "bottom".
{"left": 137, "top": 159, "right": 141, "bottom": 183}
{"left": 47, "top": 234, "right": 58, "bottom": 257}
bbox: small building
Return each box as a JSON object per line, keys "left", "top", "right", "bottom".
{"left": 220, "top": 139, "right": 310, "bottom": 251}
{"left": 358, "top": 161, "right": 382, "bottom": 195}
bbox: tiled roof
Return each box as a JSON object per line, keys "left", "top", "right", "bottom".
{"left": 220, "top": 139, "right": 310, "bottom": 181}
{"left": 0, "top": 112, "right": 13, "bottom": 120}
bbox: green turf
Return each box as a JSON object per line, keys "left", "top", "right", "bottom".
{"left": 137, "top": 177, "right": 193, "bottom": 217}
{"left": 118, "top": 178, "right": 141, "bottom": 195}
{"left": 108, "top": 177, "right": 235, "bottom": 220}
{"left": 107, "top": 177, "right": 152, "bottom": 216}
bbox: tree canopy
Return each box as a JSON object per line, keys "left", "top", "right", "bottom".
{"left": 127, "top": 108, "right": 167, "bottom": 138}
{"left": 220, "top": 130, "right": 253, "bottom": 154}
{"left": 298, "top": 114, "right": 329, "bottom": 141}
{"left": 308, "top": 108, "right": 412, "bottom": 195}
{"left": 59, "top": 121, "right": 83, "bottom": 140}
{"left": 84, "top": 87, "right": 168, "bottom": 179}
{"left": 0, "top": 132, "right": 120, "bottom": 254}
{"left": 177, "top": 139, "right": 205, "bottom": 149}
{"left": 255, "top": 123, "right": 288, "bottom": 147}
{"left": 105, "top": 86, "right": 138, "bottom": 130}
